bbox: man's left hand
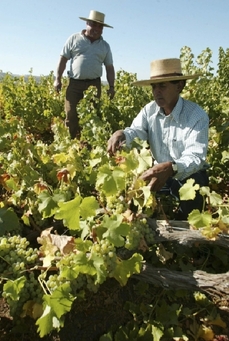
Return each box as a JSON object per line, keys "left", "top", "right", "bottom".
{"left": 140, "top": 162, "right": 174, "bottom": 192}
{"left": 107, "top": 87, "right": 115, "bottom": 99}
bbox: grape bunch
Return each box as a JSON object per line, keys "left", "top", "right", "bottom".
{"left": 125, "top": 217, "right": 155, "bottom": 250}
{"left": 45, "top": 273, "right": 70, "bottom": 293}
{"left": 91, "top": 239, "right": 117, "bottom": 277}
{"left": 105, "top": 195, "right": 128, "bottom": 215}
{"left": 0, "top": 235, "right": 43, "bottom": 318}
{"left": 0, "top": 235, "right": 38, "bottom": 278}
{"left": 2, "top": 271, "right": 43, "bottom": 317}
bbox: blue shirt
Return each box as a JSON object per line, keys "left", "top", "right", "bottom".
{"left": 61, "top": 31, "right": 113, "bottom": 80}
{"left": 124, "top": 97, "right": 209, "bottom": 180}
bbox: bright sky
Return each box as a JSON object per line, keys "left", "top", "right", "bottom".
{"left": 1, "top": 0, "right": 228, "bottom": 81}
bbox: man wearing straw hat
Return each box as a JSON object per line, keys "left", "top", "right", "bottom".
{"left": 107, "top": 58, "right": 209, "bottom": 220}
{"left": 54, "top": 10, "right": 115, "bottom": 139}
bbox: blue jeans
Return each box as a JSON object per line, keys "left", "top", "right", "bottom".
{"left": 157, "top": 170, "right": 209, "bottom": 220}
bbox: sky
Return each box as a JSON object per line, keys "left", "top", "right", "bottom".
{"left": 1, "top": 0, "right": 228, "bottom": 82}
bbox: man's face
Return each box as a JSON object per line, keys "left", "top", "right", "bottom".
{"left": 152, "top": 81, "right": 183, "bottom": 113}
{"left": 86, "top": 20, "right": 104, "bottom": 40}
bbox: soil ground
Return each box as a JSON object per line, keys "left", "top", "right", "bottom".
{"left": 1, "top": 279, "right": 229, "bottom": 341}
{"left": 0, "top": 278, "right": 136, "bottom": 341}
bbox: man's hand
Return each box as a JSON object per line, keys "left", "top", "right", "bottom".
{"left": 107, "top": 130, "right": 125, "bottom": 155}
{"left": 53, "top": 79, "right": 62, "bottom": 93}
{"left": 140, "top": 162, "right": 174, "bottom": 192}
{"left": 107, "top": 87, "right": 115, "bottom": 99}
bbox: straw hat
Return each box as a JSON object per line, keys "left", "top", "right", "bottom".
{"left": 79, "top": 10, "right": 113, "bottom": 28}
{"left": 133, "top": 58, "right": 199, "bottom": 86}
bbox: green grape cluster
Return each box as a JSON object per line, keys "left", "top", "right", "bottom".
{"left": 45, "top": 273, "right": 70, "bottom": 293}
{"left": 125, "top": 218, "right": 155, "bottom": 250}
{"left": 0, "top": 235, "right": 38, "bottom": 278}
{"left": 106, "top": 195, "right": 118, "bottom": 212}
{"left": 106, "top": 195, "right": 128, "bottom": 214}
{"left": 56, "top": 253, "right": 89, "bottom": 294}
{"left": 91, "top": 239, "right": 117, "bottom": 277}
{"left": 85, "top": 274, "right": 100, "bottom": 293}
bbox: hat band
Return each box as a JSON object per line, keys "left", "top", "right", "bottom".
{"left": 150, "top": 72, "right": 183, "bottom": 79}
{"left": 88, "top": 19, "right": 104, "bottom": 24}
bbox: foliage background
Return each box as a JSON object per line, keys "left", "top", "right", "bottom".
{"left": 0, "top": 46, "right": 229, "bottom": 341}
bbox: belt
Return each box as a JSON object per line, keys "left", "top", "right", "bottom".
{"left": 70, "top": 77, "right": 100, "bottom": 82}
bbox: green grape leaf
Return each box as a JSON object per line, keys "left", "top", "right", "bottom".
{"left": 96, "top": 165, "right": 125, "bottom": 196}
{"left": 5, "top": 177, "right": 19, "bottom": 191}
{"left": 71, "top": 252, "right": 97, "bottom": 276}
{"left": 54, "top": 196, "right": 81, "bottom": 230}
{"left": 113, "top": 167, "right": 126, "bottom": 191}
{"left": 38, "top": 191, "right": 59, "bottom": 218}
{"left": 74, "top": 238, "right": 92, "bottom": 252}
{"left": 36, "top": 283, "right": 74, "bottom": 336}
{"left": 118, "top": 151, "right": 139, "bottom": 173}
{"left": 137, "top": 148, "right": 153, "bottom": 174}
{"left": 0, "top": 207, "right": 20, "bottom": 236}
{"left": 188, "top": 209, "right": 212, "bottom": 228}
{"left": 61, "top": 266, "right": 80, "bottom": 281}
{"left": 113, "top": 253, "right": 143, "bottom": 286}
{"left": 222, "top": 150, "right": 229, "bottom": 162}
{"left": 71, "top": 253, "right": 105, "bottom": 284}
{"left": 101, "top": 214, "right": 130, "bottom": 247}
{"left": 3, "top": 276, "right": 26, "bottom": 300}
{"left": 44, "top": 283, "right": 74, "bottom": 319}
{"left": 53, "top": 152, "right": 68, "bottom": 164}
{"left": 80, "top": 196, "right": 99, "bottom": 219}
{"left": 131, "top": 185, "right": 153, "bottom": 208}
{"left": 151, "top": 324, "right": 164, "bottom": 341}
{"left": 222, "top": 215, "right": 229, "bottom": 225}
{"left": 36, "top": 305, "right": 56, "bottom": 337}
{"left": 89, "top": 252, "right": 107, "bottom": 284}
{"left": 179, "top": 178, "right": 200, "bottom": 200}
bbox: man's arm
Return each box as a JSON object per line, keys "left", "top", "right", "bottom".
{"left": 105, "top": 64, "right": 115, "bottom": 99}
{"left": 54, "top": 56, "right": 68, "bottom": 92}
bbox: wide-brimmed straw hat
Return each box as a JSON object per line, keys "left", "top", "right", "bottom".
{"left": 133, "top": 58, "right": 199, "bottom": 86}
{"left": 79, "top": 10, "right": 113, "bottom": 28}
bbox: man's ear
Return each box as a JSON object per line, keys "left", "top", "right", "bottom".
{"left": 178, "top": 80, "right": 185, "bottom": 93}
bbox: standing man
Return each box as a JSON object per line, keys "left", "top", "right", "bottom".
{"left": 54, "top": 10, "right": 115, "bottom": 139}
{"left": 107, "top": 58, "right": 209, "bottom": 220}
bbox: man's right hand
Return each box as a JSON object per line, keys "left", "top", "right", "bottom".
{"left": 107, "top": 130, "right": 126, "bottom": 155}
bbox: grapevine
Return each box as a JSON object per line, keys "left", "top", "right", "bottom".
{"left": 0, "top": 47, "right": 229, "bottom": 340}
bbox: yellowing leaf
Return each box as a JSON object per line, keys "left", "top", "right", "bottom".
{"left": 37, "top": 227, "right": 76, "bottom": 257}
{"left": 210, "top": 314, "right": 226, "bottom": 328}
{"left": 22, "top": 300, "right": 43, "bottom": 319}
{"left": 179, "top": 178, "right": 200, "bottom": 201}
{"left": 198, "top": 325, "right": 214, "bottom": 341}
{"left": 188, "top": 210, "right": 212, "bottom": 228}
{"left": 156, "top": 243, "right": 173, "bottom": 264}
{"left": 113, "top": 253, "right": 143, "bottom": 286}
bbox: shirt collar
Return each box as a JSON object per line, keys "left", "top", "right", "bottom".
{"left": 156, "top": 96, "right": 183, "bottom": 122}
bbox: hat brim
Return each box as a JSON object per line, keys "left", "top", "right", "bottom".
{"left": 132, "top": 74, "right": 200, "bottom": 86}
{"left": 79, "top": 16, "right": 113, "bottom": 28}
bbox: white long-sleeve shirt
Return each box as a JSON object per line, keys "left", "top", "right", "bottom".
{"left": 124, "top": 96, "right": 209, "bottom": 180}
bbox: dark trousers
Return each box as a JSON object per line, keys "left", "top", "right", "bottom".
{"left": 157, "top": 170, "right": 209, "bottom": 220}
{"left": 65, "top": 77, "right": 101, "bottom": 139}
